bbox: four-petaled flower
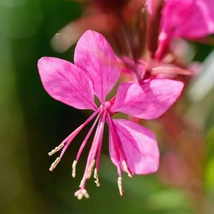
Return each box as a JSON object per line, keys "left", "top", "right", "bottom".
{"left": 38, "top": 30, "right": 184, "bottom": 199}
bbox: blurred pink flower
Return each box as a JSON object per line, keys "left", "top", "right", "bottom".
{"left": 38, "top": 30, "right": 183, "bottom": 199}
{"left": 153, "top": 0, "right": 214, "bottom": 60}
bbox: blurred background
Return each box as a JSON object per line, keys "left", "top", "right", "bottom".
{"left": 0, "top": 0, "right": 214, "bottom": 213}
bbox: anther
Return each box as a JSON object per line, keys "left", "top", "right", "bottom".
{"left": 94, "top": 168, "right": 100, "bottom": 187}
{"left": 86, "top": 159, "right": 95, "bottom": 179}
{"left": 74, "top": 189, "right": 89, "bottom": 200}
{"left": 72, "top": 160, "right": 77, "bottom": 178}
{"left": 49, "top": 157, "right": 60, "bottom": 171}
{"left": 122, "top": 161, "right": 133, "bottom": 178}
{"left": 48, "top": 144, "right": 65, "bottom": 156}
{"left": 117, "top": 177, "right": 124, "bottom": 196}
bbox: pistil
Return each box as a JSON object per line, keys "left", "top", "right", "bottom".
{"left": 74, "top": 189, "right": 89, "bottom": 200}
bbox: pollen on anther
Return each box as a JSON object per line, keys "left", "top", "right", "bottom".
{"left": 86, "top": 159, "right": 95, "bottom": 179}
{"left": 94, "top": 168, "right": 100, "bottom": 187}
{"left": 48, "top": 144, "right": 65, "bottom": 156}
{"left": 117, "top": 177, "right": 124, "bottom": 196}
{"left": 49, "top": 157, "right": 61, "bottom": 171}
{"left": 72, "top": 160, "right": 77, "bottom": 178}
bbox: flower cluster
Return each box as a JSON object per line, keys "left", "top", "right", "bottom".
{"left": 37, "top": 0, "right": 214, "bottom": 199}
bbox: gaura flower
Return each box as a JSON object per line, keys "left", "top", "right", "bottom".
{"left": 38, "top": 30, "right": 184, "bottom": 199}
{"left": 147, "top": 0, "right": 214, "bottom": 60}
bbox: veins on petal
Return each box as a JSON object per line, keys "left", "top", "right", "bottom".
{"left": 57, "top": 71, "right": 97, "bottom": 110}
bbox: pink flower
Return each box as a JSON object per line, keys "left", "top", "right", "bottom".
{"left": 38, "top": 30, "right": 184, "bottom": 199}
{"left": 149, "top": 0, "right": 214, "bottom": 60}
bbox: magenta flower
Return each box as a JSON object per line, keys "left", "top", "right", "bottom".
{"left": 147, "top": 0, "right": 214, "bottom": 60}
{"left": 38, "top": 30, "right": 184, "bottom": 199}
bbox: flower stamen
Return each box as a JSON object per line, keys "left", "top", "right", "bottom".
{"left": 94, "top": 168, "right": 100, "bottom": 187}
{"left": 48, "top": 144, "right": 65, "bottom": 156}
{"left": 79, "top": 114, "right": 105, "bottom": 190}
{"left": 117, "top": 177, "right": 124, "bottom": 196}
{"left": 86, "top": 159, "right": 96, "bottom": 179}
{"left": 49, "top": 157, "right": 61, "bottom": 171}
{"left": 122, "top": 160, "right": 133, "bottom": 178}
{"left": 72, "top": 160, "right": 77, "bottom": 178}
{"left": 59, "top": 111, "right": 99, "bottom": 159}
{"left": 75, "top": 114, "right": 100, "bottom": 162}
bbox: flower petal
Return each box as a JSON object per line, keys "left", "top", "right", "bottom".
{"left": 162, "top": 0, "right": 214, "bottom": 38}
{"left": 38, "top": 57, "right": 97, "bottom": 110}
{"left": 74, "top": 30, "right": 120, "bottom": 103}
{"left": 109, "top": 119, "right": 159, "bottom": 174}
{"left": 111, "top": 78, "right": 184, "bottom": 119}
